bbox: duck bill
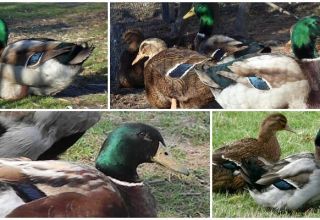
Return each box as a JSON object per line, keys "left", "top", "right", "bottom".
{"left": 132, "top": 53, "right": 143, "bottom": 65}
{"left": 285, "top": 124, "right": 296, "bottom": 134}
{"left": 151, "top": 147, "right": 189, "bottom": 175}
{"left": 183, "top": 7, "right": 196, "bottom": 19}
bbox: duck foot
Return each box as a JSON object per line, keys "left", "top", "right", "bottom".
{"left": 171, "top": 98, "right": 177, "bottom": 109}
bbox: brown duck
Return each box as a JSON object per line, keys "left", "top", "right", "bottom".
{"left": 118, "top": 29, "right": 145, "bottom": 88}
{"left": 132, "top": 38, "right": 214, "bottom": 109}
{"left": 212, "top": 113, "right": 294, "bottom": 192}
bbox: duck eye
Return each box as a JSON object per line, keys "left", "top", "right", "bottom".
{"left": 27, "top": 52, "right": 43, "bottom": 67}
{"left": 137, "top": 131, "right": 146, "bottom": 137}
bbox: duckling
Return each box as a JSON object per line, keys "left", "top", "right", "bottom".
{"left": 0, "top": 19, "right": 94, "bottom": 100}
{"left": 118, "top": 29, "right": 145, "bottom": 88}
{"left": 183, "top": 3, "right": 270, "bottom": 59}
{"left": 0, "top": 111, "right": 100, "bottom": 160}
{"left": 132, "top": 38, "right": 213, "bottom": 109}
{"left": 194, "top": 16, "right": 320, "bottom": 109}
{"left": 212, "top": 113, "right": 293, "bottom": 192}
{"left": 240, "top": 129, "right": 320, "bottom": 210}
{"left": 0, "top": 123, "right": 189, "bottom": 217}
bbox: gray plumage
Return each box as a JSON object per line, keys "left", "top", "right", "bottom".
{"left": 0, "top": 111, "right": 101, "bottom": 160}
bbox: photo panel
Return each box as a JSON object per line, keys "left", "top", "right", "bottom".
{"left": 0, "top": 111, "right": 210, "bottom": 217}
{"left": 0, "top": 2, "right": 107, "bottom": 109}
{"left": 212, "top": 111, "right": 320, "bottom": 217}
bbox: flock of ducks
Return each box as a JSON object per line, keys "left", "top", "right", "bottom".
{"left": 0, "top": 19, "right": 93, "bottom": 101}
{"left": 119, "top": 3, "right": 320, "bottom": 109}
{"left": 0, "top": 113, "right": 188, "bottom": 217}
{"left": 213, "top": 113, "right": 320, "bottom": 211}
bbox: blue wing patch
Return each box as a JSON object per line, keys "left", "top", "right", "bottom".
{"left": 247, "top": 76, "right": 270, "bottom": 90}
{"left": 273, "top": 180, "right": 296, "bottom": 190}
{"left": 211, "top": 48, "right": 226, "bottom": 62}
{"left": 168, "top": 63, "right": 194, "bottom": 78}
{"left": 11, "top": 183, "right": 46, "bottom": 202}
{"left": 27, "top": 52, "right": 43, "bottom": 66}
{"left": 222, "top": 161, "right": 239, "bottom": 171}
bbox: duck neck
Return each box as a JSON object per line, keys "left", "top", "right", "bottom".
{"left": 199, "top": 16, "right": 214, "bottom": 37}
{"left": 95, "top": 139, "right": 140, "bottom": 183}
{"left": 145, "top": 45, "right": 167, "bottom": 66}
{"left": 257, "top": 127, "right": 280, "bottom": 162}
{"left": 109, "top": 178, "right": 157, "bottom": 217}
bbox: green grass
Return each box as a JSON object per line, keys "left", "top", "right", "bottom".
{"left": 213, "top": 111, "right": 320, "bottom": 217}
{"left": 61, "top": 111, "right": 210, "bottom": 217}
{"left": 0, "top": 3, "right": 107, "bottom": 109}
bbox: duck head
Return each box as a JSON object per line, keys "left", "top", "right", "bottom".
{"left": 291, "top": 16, "right": 320, "bottom": 59}
{"left": 259, "top": 113, "right": 294, "bottom": 135}
{"left": 0, "top": 19, "right": 8, "bottom": 51}
{"left": 95, "top": 123, "right": 189, "bottom": 183}
{"left": 122, "top": 29, "right": 144, "bottom": 53}
{"left": 183, "top": 3, "right": 214, "bottom": 37}
{"left": 131, "top": 38, "right": 167, "bottom": 66}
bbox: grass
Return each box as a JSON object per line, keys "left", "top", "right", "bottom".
{"left": 213, "top": 111, "right": 320, "bottom": 217}
{"left": 0, "top": 3, "right": 107, "bottom": 109}
{"left": 61, "top": 111, "right": 210, "bottom": 217}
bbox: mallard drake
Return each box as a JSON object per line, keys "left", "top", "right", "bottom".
{"left": 132, "top": 38, "right": 214, "bottom": 109}
{"left": 240, "top": 129, "right": 320, "bottom": 210}
{"left": 0, "top": 19, "right": 94, "bottom": 100}
{"left": 118, "top": 29, "right": 145, "bottom": 88}
{"left": 194, "top": 16, "right": 320, "bottom": 109}
{"left": 212, "top": 113, "right": 293, "bottom": 192}
{"left": 0, "top": 111, "right": 100, "bottom": 160}
{"left": 0, "top": 123, "right": 189, "bottom": 217}
{"left": 182, "top": 3, "right": 270, "bottom": 59}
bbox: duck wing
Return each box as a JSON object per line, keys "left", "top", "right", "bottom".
{"left": 145, "top": 48, "right": 210, "bottom": 100}
{"left": 0, "top": 111, "right": 100, "bottom": 160}
{"left": 195, "top": 53, "right": 306, "bottom": 91}
{"left": 213, "top": 138, "right": 258, "bottom": 166}
{"left": 241, "top": 153, "right": 316, "bottom": 190}
{"left": 200, "top": 35, "right": 270, "bottom": 60}
{"left": 1, "top": 38, "right": 93, "bottom": 67}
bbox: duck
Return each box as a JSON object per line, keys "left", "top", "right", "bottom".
{"left": 212, "top": 113, "right": 294, "bottom": 192}
{"left": 0, "top": 123, "right": 189, "bottom": 217}
{"left": 182, "top": 3, "right": 270, "bottom": 59}
{"left": 131, "top": 38, "right": 214, "bottom": 109}
{"left": 194, "top": 16, "right": 320, "bottom": 109}
{"left": 118, "top": 29, "right": 145, "bottom": 88}
{"left": 240, "top": 129, "right": 320, "bottom": 210}
{"left": 0, "top": 111, "right": 101, "bottom": 160}
{"left": 0, "top": 19, "right": 94, "bottom": 100}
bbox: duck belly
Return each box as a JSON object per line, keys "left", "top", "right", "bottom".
{"left": 0, "top": 60, "right": 82, "bottom": 96}
{"left": 0, "top": 185, "right": 25, "bottom": 217}
{"left": 214, "top": 80, "right": 309, "bottom": 109}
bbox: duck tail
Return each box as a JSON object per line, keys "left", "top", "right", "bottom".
{"left": 64, "top": 42, "right": 94, "bottom": 65}
{"left": 239, "top": 157, "right": 268, "bottom": 191}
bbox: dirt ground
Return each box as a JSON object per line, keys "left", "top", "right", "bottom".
{"left": 110, "top": 3, "right": 320, "bottom": 109}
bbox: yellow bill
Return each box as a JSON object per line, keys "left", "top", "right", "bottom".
{"left": 151, "top": 146, "right": 189, "bottom": 175}
{"left": 183, "top": 7, "right": 196, "bottom": 19}
{"left": 132, "top": 52, "right": 144, "bottom": 65}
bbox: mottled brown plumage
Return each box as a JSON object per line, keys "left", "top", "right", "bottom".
{"left": 132, "top": 38, "right": 214, "bottom": 108}
{"left": 118, "top": 29, "right": 145, "bottom": 88}
{"left": 212, "top": 113, "right": 294, "bottom": 192}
